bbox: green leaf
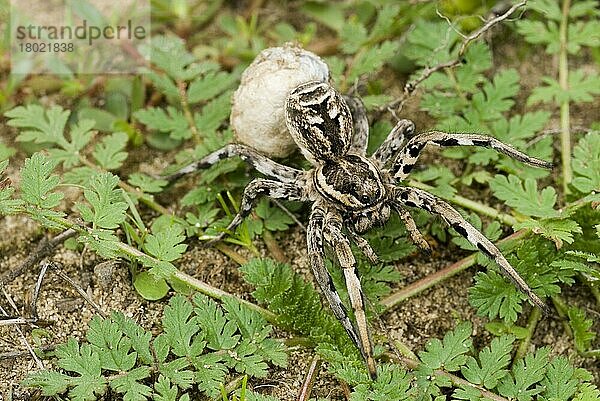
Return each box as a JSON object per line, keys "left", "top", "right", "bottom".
{"left": 22, "top": 371, "right": 70, "bottom": 395}
{"left": 572, "top": 132, "right": 600, "bottom": 194}
{"left": 514, "top": 219, "right": 582, "bottom": 249}
{"left": 472, "top": 69, "right": 520, "bottom": 120}
{"left": 20, "top": 153, "right": 64, "bottom": 209}
{"left": 573, "top": 384, "right": 600, "bottom": 401}
{"left": 162, "top": 295, "right": 204, "bottom": 358}
{"left": 133, "top": 271, "right": 169, "bottom": 300}
{"left": 469, "top": 271, "right": 523, "bottom": 323}
{"left": 145, "top": 35, "right": 202, "bottom": 82}
{"left": 221, "top": 297, "right": 287, "bottom": 368}
{"left": 461, "top": 335, "right": 514, "bottom": 389}
{"left": 92, "top": 132, "right": 129, "bottom": 170}
{"left": 0, "top": 160, "right": 22, "bottom": 215}
{"left": 109, "top": 367, "right": 152, "bottom": 401}
{"left": 497, "top": 347, "right": 550, "bottom": 400}
{"left": 86, "top": 316, "right": 137, "bottom": 371}
{"left": 418, "top": 321, "right": 472, "bottom": 372}
{"left": 349, "top": 364, "right": 413, "bottom": 401}
{"left": 111, "top": 311, "right": 153, "bottom": 364}
{"left": 153, "top": 376, "right": 178, "bottom": 401}
{"left": 159, "top": 357, "right": 194, "bottom": 390}
{"left": 340, "top": 16, "right": 368, "bottom": 54}
{"left": 255, "top": 199, "right": 294, "bottom": 232}
{"left": 135, "top": 106, "right": 190, "bottom": 140}
{"left": 187, "top": 70, "right": 238, "bottom": 103}
{"left": 0, "top": 141, "right": 16, "bottom": 160}
{"left": 346, "top": 41, "right": 397, "bottom": 83}
{"left": 528, "top": 0, "right": 562, "bottom": 20}
{"left": 193, "top": 294, "right": 240, "bottom": 351}
{"left": 5, "top": 104, "right": 70, "bottom": 148}
{"left": 194, "top": 91, "right": 231, "bottom": 137}
{"left": 540, "top": 356, "right": 579, "bottom": 401}
{"left": 529, "top": 70, "right": 600, "bottom": 105}
{"left": 77, "top": 172, "right": 127, "bottom": 229}
{"left": 516, "top": 20, "right": 559, "bottom": 53}
{"left": 144, "top": 224, "right": 187, "bottom": 262}
{"left": 193, "top": 354, "right": 228, "bottom": 397}
{"left": 55, "top": 339, "right": 107, "bottom": 400}
{"left": 567, "top": 20, "right": 600, "bottom": 53}
{"left": 489, "top": 175, "right": 559, "bottom": 219}
{"left": 568, "top": 307, "right": 596, "bottom": 353}
{"left": 127, "top": 173, "right": 168, "bottom": 193}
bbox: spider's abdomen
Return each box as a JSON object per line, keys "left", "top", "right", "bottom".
{"left": 314, "top": 154, "right": 385, "bottom": 211}
{"left": 285, "top": 81, "right": 353, "bottom": 164}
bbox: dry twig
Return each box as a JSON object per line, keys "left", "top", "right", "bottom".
{"left": 380, "top": 1, "right": 528, "bottom": 116}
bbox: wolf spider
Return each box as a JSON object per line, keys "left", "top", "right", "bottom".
{"left": 171, "top": 81, "right": 552, "bottom": 379}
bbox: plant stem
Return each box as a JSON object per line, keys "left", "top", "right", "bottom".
{"left": 408, "top": 180, "right": 519, "bottom": 226}
{"left": 515, "top": 307, "right": 542, "bottom": 360}
{"left": 214, "top": 243, "right": 249, "bottom": 265}
{"left": 263, "top": 230, "right": 289, "bottom": 263}
{"left": 381, "top": 229, "right": 530, "bottom": 311}
{"left": 177, "top": 80, "right": 201, "bottom": 144}
{"left": 559, "top": 0, "right": 572, "bottom": 194}
{"left": 297, "top": 354, "right": 321, "bottom": 401}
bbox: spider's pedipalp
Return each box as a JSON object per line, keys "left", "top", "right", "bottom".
{"left": 326, "top": 212, "right": 377, "bottom": 380}
{"left": 343, "top": 95, "right": 369, "bottom": 156}
{"left": 395, "top": 186, "right": 550, "bottom": 314}
{"left": 166, "top": 144, "right": 303, "bottom": 183}
{"left": 391, "top": 131, "right": 553, "bottom": 180}
{"left": 371, "top": 119, "right": 414, "bottom": 167}
{"left": 204, "top": 178, "right": 306, "bottom": 246}
{"left": 393, "top": 206, "right": 431, "bottom": 253}
{"left": 307, "top": 205, "right": 362, "bottom": 348}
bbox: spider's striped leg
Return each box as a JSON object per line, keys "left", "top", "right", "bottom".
{"left": 393, "top": 206, "right": 431, "bottom": 253}
{"left": 325, "top": 212, "right": 377, "bottom": 380}
{"left": 204, "top": 178, "right": 305, "bottom": 246}
{"left": 166, "top": 144, "right": 303, "bottom": 183}
{"left": 347, "top": 228, "right": 379, "bottom": 264}
{"left": 394, "top": 186, "right": 550, "bottom": 314}
{"left": 370, "top": 119, "right": 414, "bottom": 167}
{"left": 344, "top": 95, "right": 369, "bottom": 156}
{"left": 307, "top": 205, "right": 363, "bottom": 355}
{"left": 391, "top": 131, "right": 554, "bottom": 180}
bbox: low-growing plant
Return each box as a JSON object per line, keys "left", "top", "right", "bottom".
{"left": 0, "top": 0, "right": 598, "bottom": 398}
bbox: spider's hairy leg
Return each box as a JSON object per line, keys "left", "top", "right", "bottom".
{"left": 394, "top": 206, "right": 431, "bottom": 253}
{"left": 395, "top": 187, "right": 550, "bottom": 314}
{"left": 370, "top": 119, "right": 414, "bottom": 167}
{"left": 347, "top": 228, "right": 379, "bottom": 264}
{"left": 326, "top": 212, "right": 377, "bottom": 380}
{"left": 165, "top": 144, "right": 303, "bottom": 183}
{"left": 307, "top": 205, "right": 362, "bottom": 351}
{"left": 391, "top": 131, "right": 554, "bottom": 180}
{"left": 205, "top": 178, "right": 306, "bottom": 246}
{"left": 343, "top": 95, "right": 369, "bottom": 156}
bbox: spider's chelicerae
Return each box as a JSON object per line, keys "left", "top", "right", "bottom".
{"left": 172, "top": 81, "right": 552, "bottom": 379}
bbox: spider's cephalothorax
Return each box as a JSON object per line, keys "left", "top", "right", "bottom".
{"left": 171, "top": 80, "right": 553, "bottom": 380}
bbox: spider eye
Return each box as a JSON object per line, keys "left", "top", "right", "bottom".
{"left": 359, "top": 195, "right": 371, "bottom": 204}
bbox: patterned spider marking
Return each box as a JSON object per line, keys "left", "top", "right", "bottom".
{"left": 170, "top": 80, "right": 553, "bottom": 380}
{"left": 285, "top": 81, "right": 354, "bottom": 163}
{"left": 392, "top": 131, "right": 554, "bottom": 180}
{"left": 167, "top": 144, "right": 303, "bottom": 183}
